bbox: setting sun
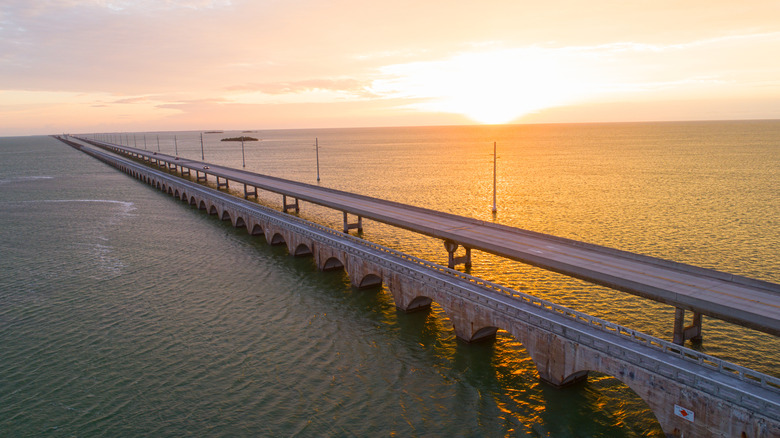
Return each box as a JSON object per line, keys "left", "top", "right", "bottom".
{"left": 371, "top": 48, "right": 601, "bottom": 124}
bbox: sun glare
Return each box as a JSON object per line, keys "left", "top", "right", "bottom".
{"left": 373, "top": 48, "right": 598, "bottom": 124}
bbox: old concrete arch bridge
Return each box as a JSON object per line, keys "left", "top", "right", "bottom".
{"left": 58, "top": 135, "right": 779, "bottom": 437}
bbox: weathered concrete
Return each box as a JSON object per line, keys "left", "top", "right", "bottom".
{"left": 57, "top": 136, "right": 780, "bottom": 437}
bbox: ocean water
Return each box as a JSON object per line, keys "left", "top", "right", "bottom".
{"left": 1, "top": 121, "right": 778, "bottom": 436}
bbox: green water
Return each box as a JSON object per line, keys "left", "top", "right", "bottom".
{"left": 2, "top": 122, "right": 778, "bottom": 436}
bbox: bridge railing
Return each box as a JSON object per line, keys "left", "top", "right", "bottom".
{"left": 71, "top": 137, "right": 780, "bottom": 395}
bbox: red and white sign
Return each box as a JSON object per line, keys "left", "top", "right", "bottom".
{"left": 674, "top": 404, "right": 695, "bottom": 422}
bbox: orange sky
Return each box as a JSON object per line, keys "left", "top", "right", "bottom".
{"left": 1, "top": 1, "right": 779, "bottom": 135}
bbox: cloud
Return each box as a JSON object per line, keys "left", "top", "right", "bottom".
{"left": 111, "top": 96, "right": 152, "bottom": 104}
{"left": 226, "top": 79, "right": 375, "bottom": 97}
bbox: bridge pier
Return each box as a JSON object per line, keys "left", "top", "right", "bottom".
{"left": 243, "top": 183, "right": 258, "bottom": 199}
{"left": 673, "top": 308, "right": 703, "bottom": 345}
{"left": 343, "top": 212, "right": 363, "bottom": 233}
{"left": 196, "top": 170, "right": 207, "bottom": 182}
{"left": 282, "top": 195, "right": 299, "bottom": 214}
{"left": 216, "top": 176, "right": 229, "bottom": 189}
{"left": 444, "top": 240, "right": 472, "bottom": 269}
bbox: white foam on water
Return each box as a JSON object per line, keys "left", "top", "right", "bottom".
{"left": 2, "top": 198, "right": 136, "bottom": 211}
{"left": 1, "top": 199, "right": 138, "bottom": 278}
{"left": 0, "top": 176, "right": 54, "bottom": 185}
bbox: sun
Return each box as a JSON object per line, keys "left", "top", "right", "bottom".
{"left": 373, "top": 48, "right": 596, "bottom": 124}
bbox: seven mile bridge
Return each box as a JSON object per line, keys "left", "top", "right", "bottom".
{"left": 74, "top": 135, "right": 780, "bottom": 346}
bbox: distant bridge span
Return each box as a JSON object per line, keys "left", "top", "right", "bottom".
{"left": 57, "top": 135, "right": 780, "bottom": 437}
{"left": 75, "top": 135, "right": 780, "bottom": 346}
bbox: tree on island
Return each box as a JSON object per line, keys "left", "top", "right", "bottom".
{"left": 221, "top": 136, "right": 259, "bottom": 142}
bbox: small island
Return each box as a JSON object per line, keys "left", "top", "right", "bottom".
{"left": 221, "top": 136, "right": 259, "bottom": 142}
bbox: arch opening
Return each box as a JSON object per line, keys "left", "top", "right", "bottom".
{"left": 468, "top": 325, "right": 500, "bottom": 343}
{"left": 198, "top": 200, "right": 207, "bottom": 210}
{"left": 293, "top": 243, "right": 312, "bottom": 257}
{"left": 235, "top": 217, "right": 246, "bottom": 228}
{"left": 250, "top": 224, "right": 263, "bottom": 235}
{"left": 321, "top": 257, "right": 344, "bottom": 271}
{"left": 270, "top": 233, "right": 286, "bottom": 246}
{"left": 562, "top": 370, "right": 665, "bottom": 437}
{"left": 404, "top": 296, "right": 433, "bottom": 313}
{"left": 220, "top": 210, "right": 231, "bottom": 221}
{"left": 357, "top": 273, "right": 382, "bottom": 289}
{"left": 208, "top": 205, "right": 218, "bottom": 215}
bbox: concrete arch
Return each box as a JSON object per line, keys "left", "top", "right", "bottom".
{"left": 293, "top": 243, "right": 312, "bottom": 257}
{"left": 249, "top": 223, "right": 263, "bottom": 235}
{"left": 167, "top": 186, "right": 174, "bottom": 195}
{"left": 400, "top": 295, "right": 433, "bottom": 312}
{"left": 220, "top": 209, "right": 231, "bottom": 221}
{"left": 234, "top": 216, "right": 246, "bottom": 228}
{"left": 208, "top": 205, "right": 219, "bottom": 215}
{"left": 198, "top": 200, "right": 207, "bottom": 210}
{"left": 357, "top": 273, "right": 383, "bottom": 289}
{"left": 321, "top": 257, "right": 345, "bottom": 271}
{"left": 568, "top": 369, "right": 665, "bottom": 434}
{"left": 270, "top": 233, "right": 286, "bottom": 246}
{"left": 444, "top": 301, "right": 501, "bottom": 343}
{"left": 174, "top": 189, "right": 181, "bottom": 198}
{"left": 190, "top": 196, "right": 197, "bottom": 205}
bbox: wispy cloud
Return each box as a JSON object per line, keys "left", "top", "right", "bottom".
{"left": 226, "top": 79, "right": 372, "bottom": 96}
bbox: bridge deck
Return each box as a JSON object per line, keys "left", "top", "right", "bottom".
{"left": 86, "top": 139, "right": 780, "bottom": 337}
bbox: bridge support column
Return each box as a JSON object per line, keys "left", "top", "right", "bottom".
{"left": 181, "top": 167, "right": 191, "bottom": 176}
{"left": 244, "top": 183, "right": 257, "bottom": 199}
{"left": 444, "top": 240, "right": 471, "bottom": 269}
{"left": 216, "top": 176, "right": 229, "bottom": 189}
{"left": 673, "top": 307, "right": 703, "bottom": 345}
{"left": 343, "top": 212, "right": 363, "bottom": 233}
{"left": 282, "top": 195, "right": 299, "bottom": 214}
{"left": 196, "top": 171, "right": 207, "bottom": 182}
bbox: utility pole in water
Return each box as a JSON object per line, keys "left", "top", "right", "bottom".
{"left": 315, "top": 138, "right": 321, "bottom": 182}
{"left": 241, "top": 137, "right": 246, "bottom": 168}
{"left": 492, "top": 141, "right": 498, "bottom": 214}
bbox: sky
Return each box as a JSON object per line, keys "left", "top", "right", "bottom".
{"left": 1, "top": 0, "right": 779, "bottom": 135}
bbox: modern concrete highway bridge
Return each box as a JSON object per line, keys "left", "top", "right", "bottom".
{"left": 74, "top": 135, "right": 780, "bottom": 346}
{"left": 57, "top": 135, "right": 780, "bottom": 437}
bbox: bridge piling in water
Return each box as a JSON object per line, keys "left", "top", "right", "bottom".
{"left": 673, "top": 308, "right": 703, "bottom": 345}
{"left": 342, "top": 212, "right": 363, "bottom": 233}
{"left": 282, "top": 195, "right": 300, "bottom": 214}
{"left": 243, "top": 183, "right": 257, "bottom": 199}
{"left": 444, "top": 240, "right": 472, "bottom": 269}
